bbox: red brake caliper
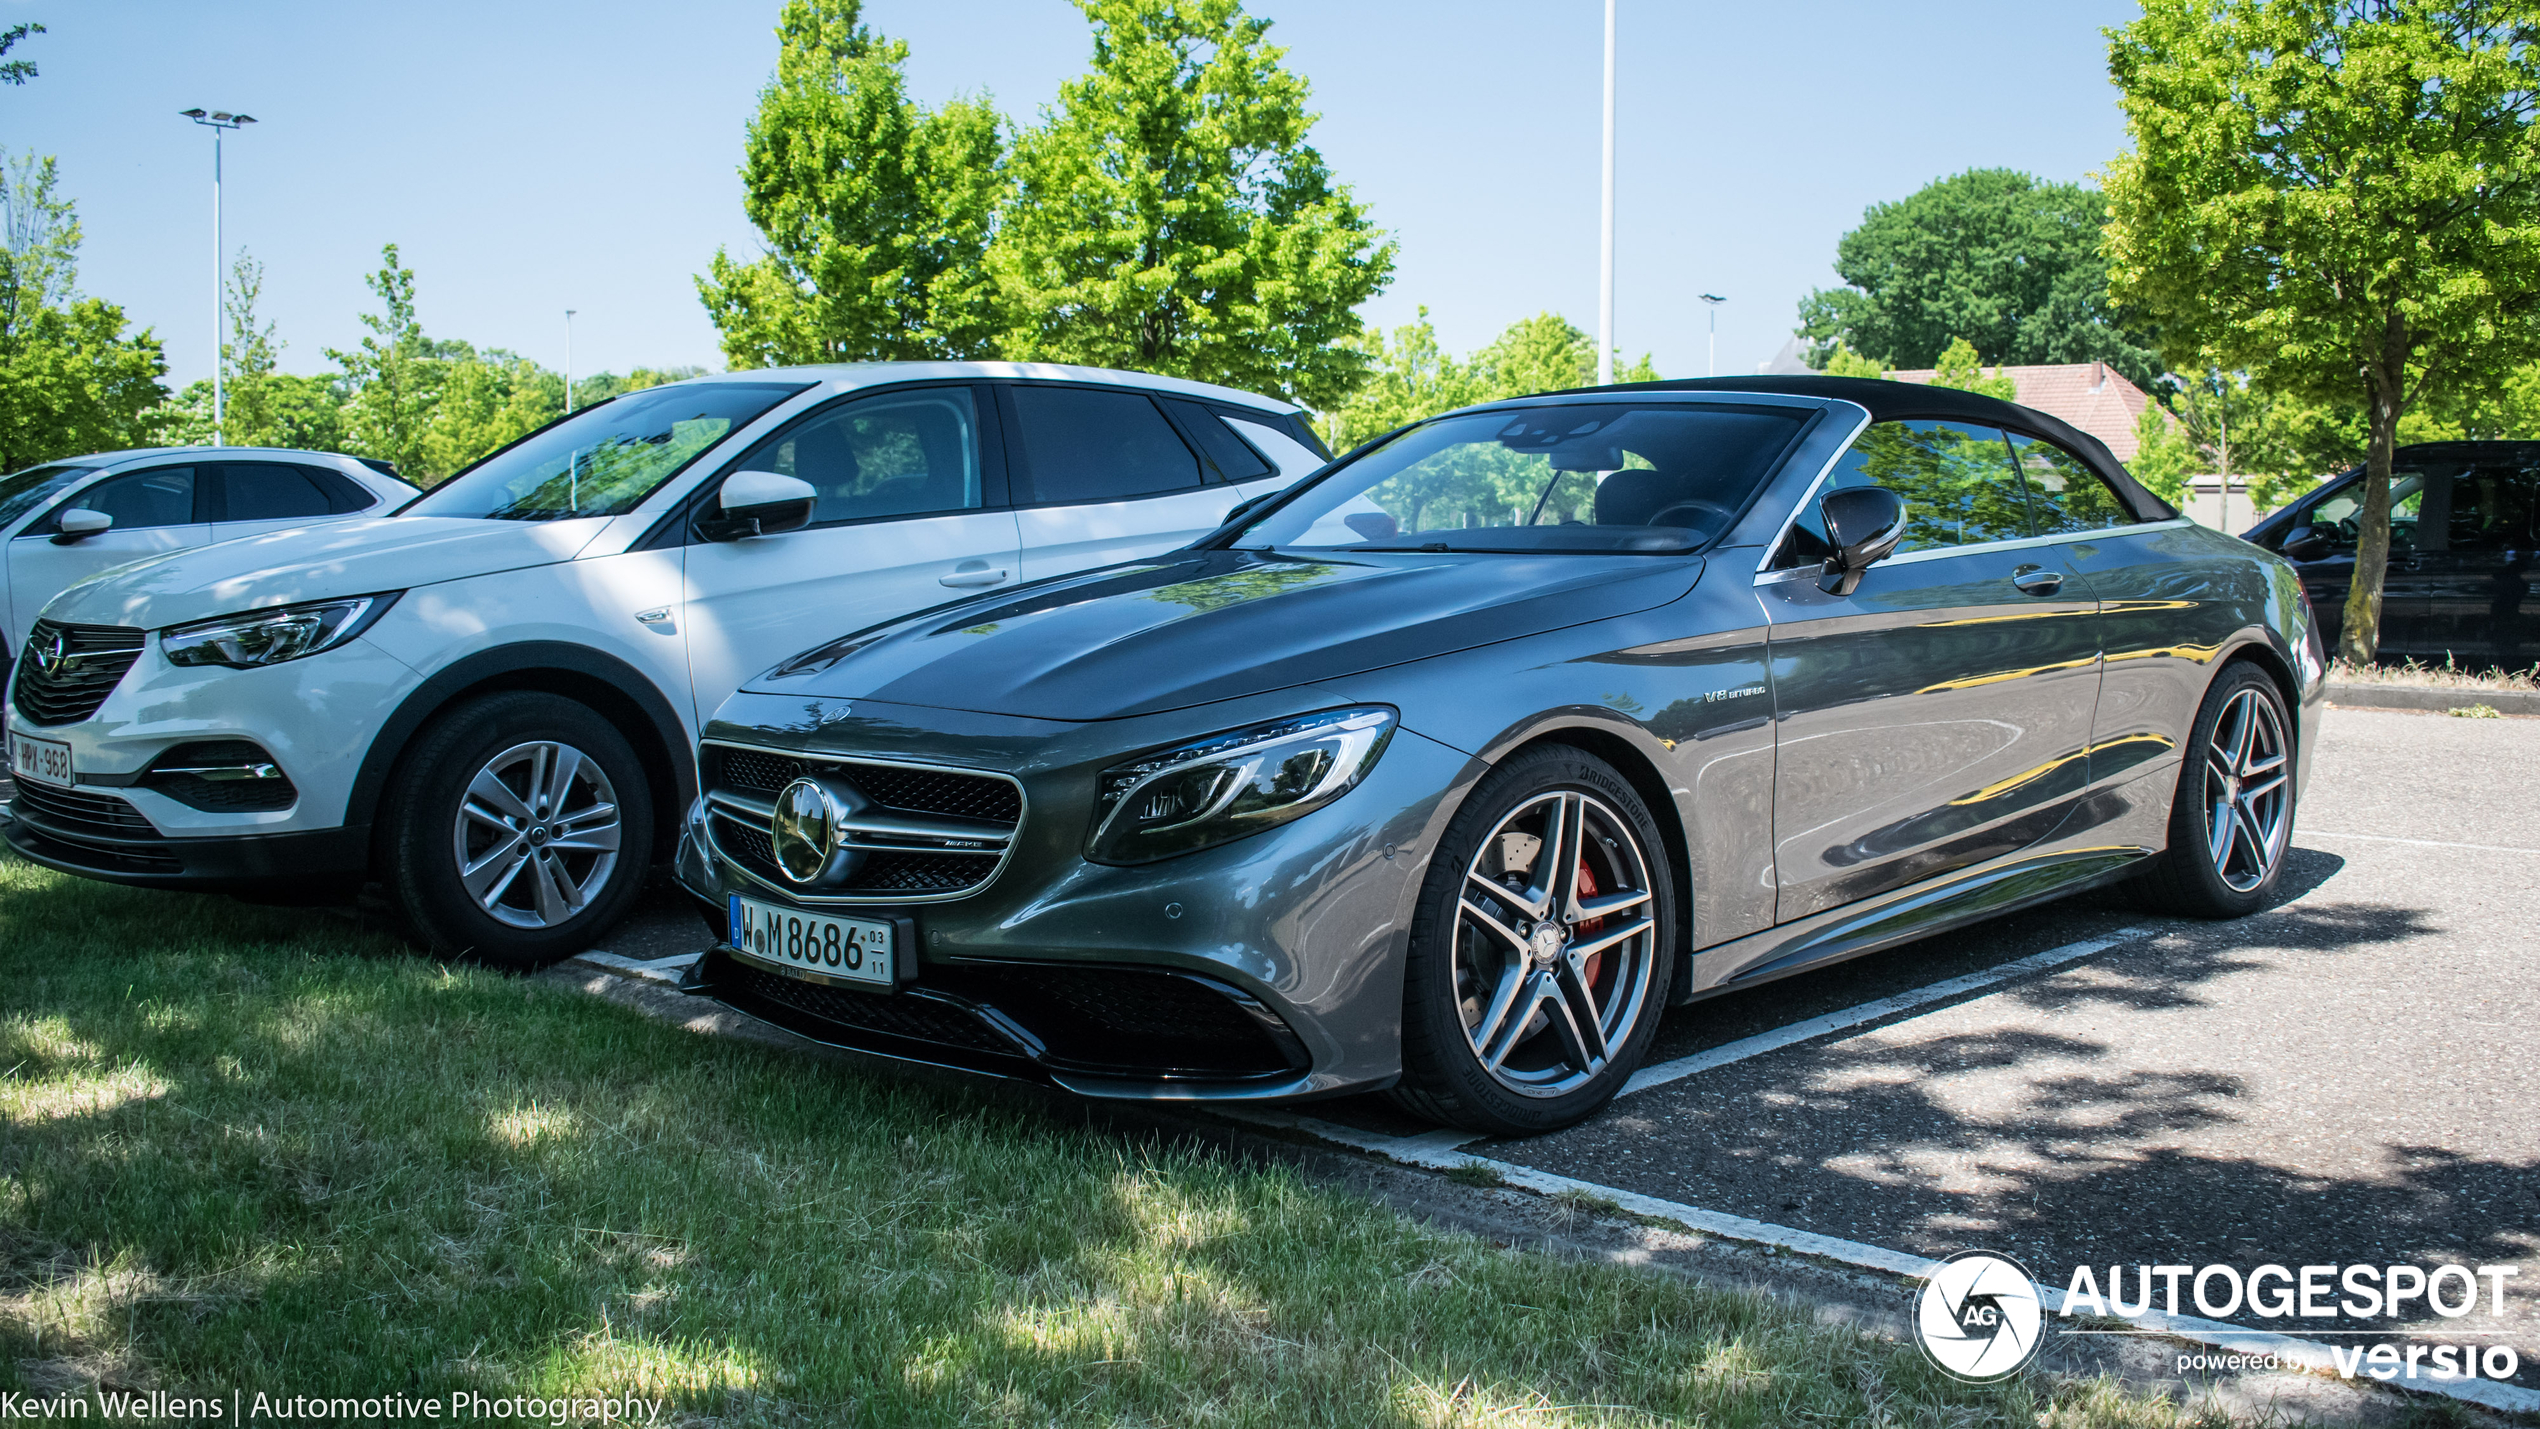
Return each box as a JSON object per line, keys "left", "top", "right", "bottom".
{"left": 1575, "top": 860, "right": 1605, "bottom": 992}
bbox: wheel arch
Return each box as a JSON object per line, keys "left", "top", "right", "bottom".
{"left": 349, "top": 642, "right": 694, "bottom": 867}
{"left": 2212, "top": 631, "right": 2304, "bottom": 770}
{"left": 1479, "top": 717, "right": 1699, "bottom": 1003}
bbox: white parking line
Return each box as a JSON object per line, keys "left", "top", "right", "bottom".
{"left": 1233, "top": 1111, "right": 2540, "bottom": 1415}
{"left": 2303, "top": 830, "right": 2540, "bottom": 856}
{"left": 1620, "top": 925, "right": 2155, "bottom": 1096}
{"left": 569, "top": 950, "right": 702, "bottom": 986}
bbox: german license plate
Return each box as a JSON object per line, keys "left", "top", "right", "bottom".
{"left": 7, "top": 728, "right": 71, "bottom": 790}
{"left": 728, "top": 894, "right": 898, "bottom": 989}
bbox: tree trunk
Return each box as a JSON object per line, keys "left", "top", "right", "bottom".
{"left": 2337, "top": 354, "right": 2404, "bottom": 667}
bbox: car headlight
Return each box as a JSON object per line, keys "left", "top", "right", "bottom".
{"left": 1087, "top": 707, "right": 1395, "bottom": 865}
{"left": 161, "top": 594, "right": 401, "bottom": 669}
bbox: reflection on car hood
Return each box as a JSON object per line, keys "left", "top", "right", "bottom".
{"left": 40, "top": 515, "right": 611, "bottom": 631}
{"left": 747, "top": 548, "right": 1704, "bottom": 720}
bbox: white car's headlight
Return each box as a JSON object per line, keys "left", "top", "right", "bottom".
{"left": 161, "top": 594, "right": 401, "bottom": 669}
{"left": 1088, "top": 707, "right": 1395, "bottom": 864}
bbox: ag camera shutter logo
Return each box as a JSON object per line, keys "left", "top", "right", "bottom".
{"left": 1916, "top": 1251, "right": 2045, "bottom": 1381}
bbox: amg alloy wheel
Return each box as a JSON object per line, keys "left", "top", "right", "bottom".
{"left": 2137, "top": 663, "right": 2296, "bottom": 918}
{"left": 385, "top": 691, "right": 653, "bottom": 967}
{"left": 1393, "top": 746, "right": 1675, "bottom": 1135}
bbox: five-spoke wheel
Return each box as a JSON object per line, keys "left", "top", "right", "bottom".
{"left": 1394, "top": 745, "right": 1675, "bottom": 1134}
{"left": 2138, "top": 663, "right": 2296, "bottom": 917}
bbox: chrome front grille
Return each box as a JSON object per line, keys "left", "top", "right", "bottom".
{"left": 12, "top": 620, "right": 145, "bottom": 725}
{"left": 701, "top": 742, "right": 1023, "bottom": 903}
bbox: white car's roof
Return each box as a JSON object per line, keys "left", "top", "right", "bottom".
{"left": 680, "top": 361, "right": 1306, "bottom": 417}
{"left": 36, "top": 446, "right": 391, "bottom": 470}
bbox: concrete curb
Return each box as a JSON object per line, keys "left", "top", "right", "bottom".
{"left": 2324, "top": 681, "right": 2540, "bottom": 715}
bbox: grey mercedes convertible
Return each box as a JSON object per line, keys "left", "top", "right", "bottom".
{"left": 672, "top": 375, "right": 2326, "bottom": 1135}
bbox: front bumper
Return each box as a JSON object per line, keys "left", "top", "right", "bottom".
{"left": 674, "top": 690, "right": 1480, "bottom": 1101}
{"left": 1, "top": 800, "right": 370, "bottom": 889}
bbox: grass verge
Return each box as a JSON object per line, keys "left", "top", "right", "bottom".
{"left": 2331, "top": 657, "right": 2540, "bottom": 692}
{"left": 1, "top": 860, "right": 2282, "bottom": 1425}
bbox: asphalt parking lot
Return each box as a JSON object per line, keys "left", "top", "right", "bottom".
{"left": 535, "top": 702, "right": 2540, "bottom": 1405}
{"left": 1255, "top": 704, "right": 2539, "bottom": 1398}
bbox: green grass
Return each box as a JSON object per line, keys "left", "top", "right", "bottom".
{"left": 0, "top": 860, "right": 2269, "bottom": 1426}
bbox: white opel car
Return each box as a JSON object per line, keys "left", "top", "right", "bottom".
{"left": 2, "top": 364, "right": 1328, "bottom": 966}
{"left": 0, "top": 448, "right": 417, "bottom": 658}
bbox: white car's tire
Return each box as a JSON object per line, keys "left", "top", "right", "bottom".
{"left": 382, "top": 691, "right": 653, "bottom": 968}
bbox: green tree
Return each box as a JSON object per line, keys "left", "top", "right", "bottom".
{"left": 1798, "top": 168, "right": 2162, "bottom": 387}
{"left": 328, "top": 244, "right": 440, "bottom": 480}
{"left": 1469, "top": 312, "right": 1655, "bottom": 400}
{"left": 1317, "top": 308, "right": 1482, "bottom": 452}
{"left": 700, "top": 0, "right": 1006, "bottom": 367}
{"left": 423, "top": 347, "right": 562, "bottom": 478}
{"left": 2129, "top": 400, "right": 2201, "bottom": 509}
{"left": 1927, "top": 336, "right": 2018, "bottom": 400}
{"left": 220, "top": 248, "right": 282, "bottom": 445}
{"left": 0, "top": 153, "right": 168, "bottom": 470}
{"left": 574, "top": 365, "right": 708, "bottom": 408}
{"left": 0, "top": 22, "right": 41, "bottom": 87}
{"left": 989, "top": 0, "right": 1394, "bottom": 408}
{"left": 1819, "top": 343, "right": 1889, "bottom": 379}
{"left": 2106, "top": 0, "right": 2540, "bottom": 664}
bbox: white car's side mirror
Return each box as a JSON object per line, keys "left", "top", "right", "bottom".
{"left": 52, "top": 508, "right": 113, "bottom": 545}
{"left": 705, "top": 470, "right": 817, "bottom": 541}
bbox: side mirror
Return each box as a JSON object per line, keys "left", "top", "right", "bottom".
{"left": 2279, "top": 525, "right": 2331, "bottom": 563}
{"left": 1817, "top": 486, "right": 1907, "bottom": 596}
{"left": 699, "top": 470, "right": 817, "bottom": 542}
{"left": 51, "top": 508, "right": 112, "bottom": 545}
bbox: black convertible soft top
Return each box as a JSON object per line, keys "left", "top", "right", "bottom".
{"left": 1592, "top": 374, "right": 2179, "bottom": 524}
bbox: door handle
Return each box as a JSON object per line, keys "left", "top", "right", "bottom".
{"left": 2011, "top": 564, "right": 2063, "bottom": 596}
{"left": 939, "top": 561, "right": 1010, "bottom": 589}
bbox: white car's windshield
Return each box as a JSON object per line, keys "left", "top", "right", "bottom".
{"left": 0, "top": 463, "right": 97, "bottom": 530}
{"left": 403, "top": 381, "right": 810, "bottom": 520}
{"left": 1234, "top": 402, "right": 1809, "bottom": 554}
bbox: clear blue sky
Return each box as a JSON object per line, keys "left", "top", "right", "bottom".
{"left": 2, "top": 0, "right": 2140, "bottom": 397}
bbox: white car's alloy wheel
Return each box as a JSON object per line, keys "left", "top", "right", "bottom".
{"left": 452, "top": 740, "right": 623, "bottom": 929}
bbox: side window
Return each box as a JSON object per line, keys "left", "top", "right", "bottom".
{"left": 218, "top": 462, "right": 335, "bottom": 522}
{"left": 1161, "top": 398, "right": 1273, "bottom": 482}
{"left": 2010, "top": 433, "right": 2133, "bottom": 533}
{"left": 2304, "top": 471, "right": 2426, "bottom": 555}
{"left": 44, "top": 466, "right": 197, "bottom": 533}
{"left": 1776, "top": 420, "right": 2027, "bottom": 565}
{"left": 1224, "top": 414, "right": 1329, "bottom": 477}
{"left": 301, "top": 465, "right": 381, "bottom": 514}
{"left": 1009, "top": 386, "right": 1202, "bottom": 503}
{"left": 733, "top": 387, "right": 981, "bottom": 526}
{"left": 2442, "top": 463, "right": 2538, "bottom": 551}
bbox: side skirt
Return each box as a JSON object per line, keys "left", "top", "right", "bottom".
{"left": 1677, "top": 841, "right": 2156, "bottom": 1003}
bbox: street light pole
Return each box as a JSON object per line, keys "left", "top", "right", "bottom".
{"left": 565, "top": 310, "right": 577, "bottom": 414}
{"left": 181, "top": 109, "right": 255, "bottom": 447}
{"left": 1597, "top": 0, "right": 1616, "bottom": 387}
{"left": 1699, "top": 293, "right": 1726, "bottom": 377}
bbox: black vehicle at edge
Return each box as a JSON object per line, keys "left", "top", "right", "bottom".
{"left": 672, "top": 375, "right": 2327, "bottom": 1134}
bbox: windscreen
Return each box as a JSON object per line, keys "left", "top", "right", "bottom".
{"left": 0, "top": 463, "right": 96, "bottom": 531}
{"left": 403, "top": 381, "right": 808, "bottom": 520}
{"left": 1235, "top": 402, "right": 1807, "bottom": 554}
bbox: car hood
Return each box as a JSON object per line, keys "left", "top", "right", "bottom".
{"left": 747, "top": 547, "right": 1704, "bottom": 721}
{"left": 40, "top": 515, "right": 611, "bottom": 630}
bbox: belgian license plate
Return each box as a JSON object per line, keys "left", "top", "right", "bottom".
{"left": 8, "top": 728, "right": 71, "bottom": 790}
{"left": 728, "top": 894, "right": 898, "bottom": 989}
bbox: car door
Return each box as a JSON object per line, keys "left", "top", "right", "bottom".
{"left": 1003, "top": 383, "right": 1249, "bottom": 580}
{"left": 2406, "top": 455, "right": 2538, "bottom": 666}
{"left": 2277, "top": 469, "right": 2430, "bottom": 657}
{"left": 680, "top": 383, "right": 1024, "bottom": 725}
{"left": 6, "top": 464, "right": 213, "bottom": 649}
{"left": 1759, "top": 419, "right": 2104, "bottom": 922}
{"left": 208, "top": 460, "right": 379, "bottom": 543}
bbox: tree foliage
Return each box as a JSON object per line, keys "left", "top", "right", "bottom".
{"left": 2105, "top": 0, "right": 2540, "bottom": 663}
{"left": 0, "top": 152, "right": 168, "bottom": 471}
{"left": 1316, "top": 310, "right": 1656, "bottom": 453}
{"left": 1800, "top": 168, "right": 2164, "bottom": 387}
{"left": 700, "top": 0, "right": 1006, "bottom": 367}
{"left": 0, "top": 22, "right": 41, "bottom": 87}
{"left": 987, "top": 0, "right": 1394, "bottom": 407}
{"left": 327, "top": 245, "right": 438, "bottom": 479}
{"left": 1927, "top": 336, "right": 2018, "bottom": 400}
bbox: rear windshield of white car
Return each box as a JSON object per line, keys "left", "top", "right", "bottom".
{"left": 403, "top": 381, "right": 809, "bottom": 521}
{"left": 0, "top": 463, "right": 97, "bottom": 530}
{"left": 1232, "top": 402, "right": 1808, "bottom": 554}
